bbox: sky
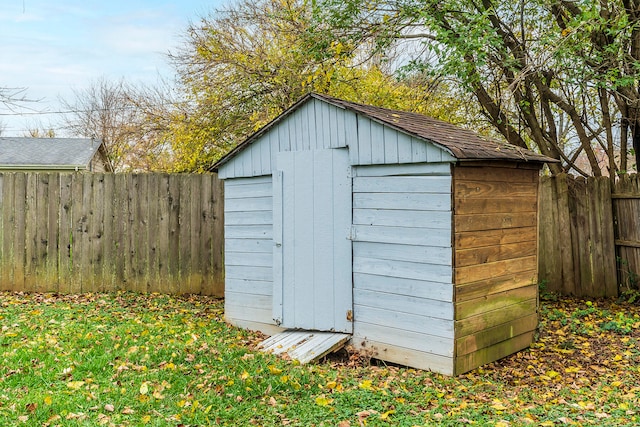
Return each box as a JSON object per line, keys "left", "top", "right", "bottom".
{"left": 0, "top": 0, "right": 223, "bottom": 136}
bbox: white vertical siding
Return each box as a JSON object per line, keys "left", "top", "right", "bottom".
{"left": 217, "top": 98, "right": 456, "bottom": 179}
{"left": 350, "top": 117, "right": 457, "bottom": 166}
{"left": 274, "top": 149, "right": 353, "bottom": 333}
{"left": 220, "top": 99, "right": 348, "bottom": 179}
{"left": 351, "top": 162, "right": 455, "bottom": 368}
{"left": 224, "top": 176, "right": 275, "bottom": 328}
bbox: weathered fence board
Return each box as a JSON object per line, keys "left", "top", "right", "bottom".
{"left": 538, "top": 174, "right": 618, "bottom": 297}
{"left": 0, "top": 172, "right": 224, "bottom": 296}
{"left": 613, "top": 174, "right": 640, "bottom": 290}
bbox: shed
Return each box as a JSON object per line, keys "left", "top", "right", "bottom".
{"left": 213, "top": 93, "right": 554, "bottom": 375}
{"left": 0, "top": 137, "right": 113, "bottom": 172}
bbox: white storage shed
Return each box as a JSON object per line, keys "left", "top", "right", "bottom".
{"left": 213, "top": 93, "right": 553, "bottom": 375}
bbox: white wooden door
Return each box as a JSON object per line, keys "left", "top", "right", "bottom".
{"left": 273, "top": 148, "right": 352, "bottom": 333}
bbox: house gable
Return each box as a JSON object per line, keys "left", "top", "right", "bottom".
{"left": 0, "top": 137, "right": 113, "bottom": 172}
{"left": 217, "top": 97, "right": 456, "bottom": 179}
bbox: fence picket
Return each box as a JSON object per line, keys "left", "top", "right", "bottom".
{"left": 0, "top": 172, "right": 224, "bottom": 296}
{"left": 539, "top": 174, "right": 619, "bottom": 297}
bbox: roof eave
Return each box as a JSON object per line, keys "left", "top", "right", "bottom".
{"left": 0, "top": 164, "right": 88, "bottom": 171}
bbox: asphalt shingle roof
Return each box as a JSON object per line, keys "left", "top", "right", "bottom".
{"left": 312, "top": 93, "right": 554, "bottom": 163}
{"left": 213, "top": 93, "right": 556, "bottom": 170}
{"left": 0, "top": 137, "right": 104, "bottom": 169}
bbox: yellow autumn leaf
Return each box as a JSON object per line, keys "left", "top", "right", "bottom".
{"left": 546, "top": 370, "right": 560, "bottom": 379}
{"left": 241, "top": 371, "right": 250, "bottom": 380}
{"left": 325, "top": 380, "right": 337, "bottom": 390}
{"left": 141, "top": 415, "right": 151, "bottom": 424}
{"left": 139, "top": 382, "right": 149, "bottom": 395}
{"left": 268, "top": 365, "right": 282, "bottom": 375}
{"left": 491, "top": 400, "right": 508, "bottom": 411}
{"left": 66, "top": 381, "right": 85, "bottom": 390}
{"left": 315, "top": 395, "right": 333, "bottom": 406}
{"left": 43, "top": 395, "right": 52, "bottom": 405}
{"left": 359, "top": 380, "right": 373, "bottom": 390}
{"left": 380, "top": 410, "right": 395, "bottom": 420}
{"left": 611, "top": 381, "right": 622, "bottom": 387}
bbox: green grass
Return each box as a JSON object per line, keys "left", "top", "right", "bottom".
{"left": 1, "top": 292, "right": 639, "bottom": 426}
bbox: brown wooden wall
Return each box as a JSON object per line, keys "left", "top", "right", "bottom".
{"left": 0, "top": 172, "right": 224, "bottom": 296}
{"left": 452, "top": 164, "right": 540, "bottom": 375}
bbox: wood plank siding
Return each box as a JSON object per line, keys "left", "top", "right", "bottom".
{"left": 224, "top": 176, "right": 277, "bottom": 331}
{"left": 351, "top": 162, "right": 456, "bottom": 375}
{"left": 217, "top": 99, "right": 456, "bottom": 180}
{"left": 452, "top": 164, "right": 540, "bottom": 374}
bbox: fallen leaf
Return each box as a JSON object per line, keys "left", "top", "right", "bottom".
{"left": 104, "top": 404, "right": 115, "bottom": 412}
{"left": 358, "top": 380, "right": 373, "bottom": 390}
{"left": 315, "top": 395, "right": 333, "bottom": 406}
{"left": 268, "top": 365, "right": 282, "bottom": 375}
{"left": 380, "top": 410, "right": 395, "bottom": 420}
{"left": 139, "top": 382, "right": 149, "bottom": 395}
{"left": 66, "top": 380, "right": 85, "bottom": 390}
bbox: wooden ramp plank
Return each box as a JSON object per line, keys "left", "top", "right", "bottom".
{"left": 258, "top": 330, "right": 350, "bottom": 364}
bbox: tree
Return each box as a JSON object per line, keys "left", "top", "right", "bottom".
{"left": 0, "top": 87, "right": 30, "bottom": 108}
{"left": 24, "top": 126, "right": 56, "bottom": 138}
{"left": 166, "top": 0, "right": 466, "bottom": 171}
{"left": 311, "top": 0, "right": 640, "bottom": 176}
{"left": 1, "top": 86, "right": 37, "bottom": 137}
{"left": 61, "top": 77, "right": 142, "bottom": 171}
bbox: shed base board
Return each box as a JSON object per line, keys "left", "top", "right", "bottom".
{"left": 351, "top": 337, "right": 454, "bottom": 376}
{"left": 454, "top": 331, "right": 534, "bottom": 374}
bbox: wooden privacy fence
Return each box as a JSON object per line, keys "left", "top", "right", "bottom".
{"left": 538, "top": 173, "right": 640, "bottom": 298}
{"left": 0, "top": 172, "right": 224, "bottom": 296}
{"left": 613, "top": 174, "right": 640, "bottom": 290}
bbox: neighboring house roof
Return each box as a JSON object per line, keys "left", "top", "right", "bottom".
{"left": 0, "top": 137, "right": 112, "bottom": 171}
{"left": 213, "top": 92, "right": 556, "bottom": 171}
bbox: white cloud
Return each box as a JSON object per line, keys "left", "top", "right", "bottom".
{"left": 0, "top": 0, "right": 216, "bottom": 135}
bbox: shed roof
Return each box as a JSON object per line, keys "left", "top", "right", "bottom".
{"left": 213, "top": 93, "right": 556, "bottom": 171}
{"left": 0, "top": 137, "right": 110, "bottom": 170}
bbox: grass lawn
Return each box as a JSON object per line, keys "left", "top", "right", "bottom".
{"left": 1, "top": 292, "right": 639, "bottom": 426}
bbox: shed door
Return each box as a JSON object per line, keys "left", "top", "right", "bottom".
{"left": 273, "top": 148, "right": 352, "bottom": 333}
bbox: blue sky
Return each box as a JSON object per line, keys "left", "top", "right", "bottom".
{"left": 0, "top": 0, "right": 223, "bottom": 135}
